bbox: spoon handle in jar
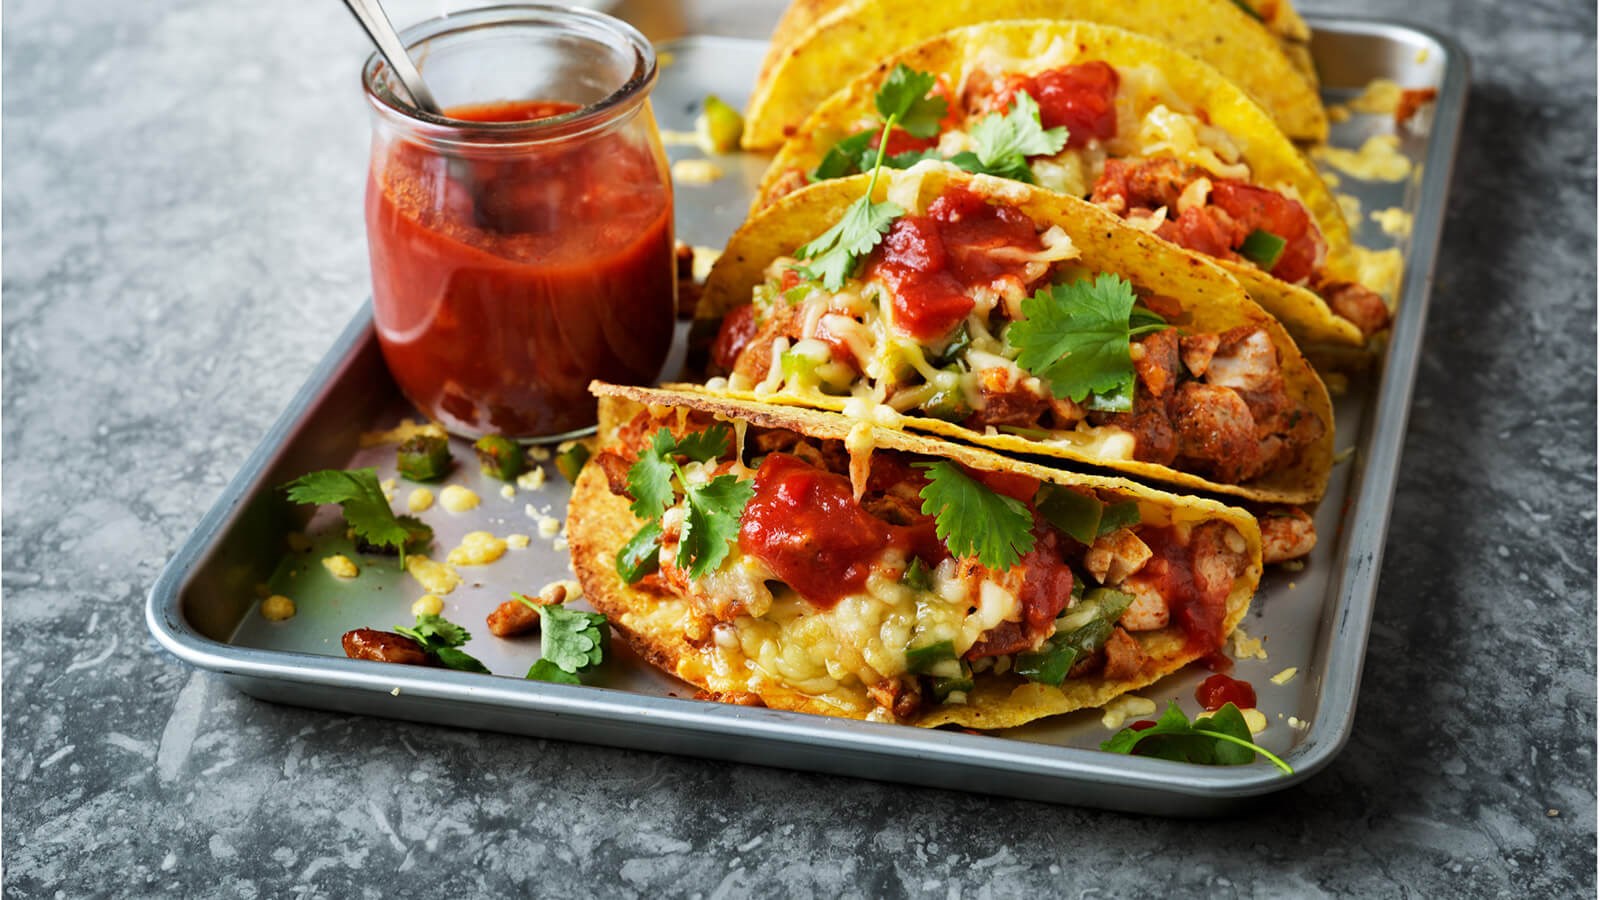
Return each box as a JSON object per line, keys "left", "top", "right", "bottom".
{"left": 339, "top": 0, "right": 443, "bottom": 115}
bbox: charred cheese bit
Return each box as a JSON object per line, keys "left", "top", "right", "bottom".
{"left": 1371, "top": 206, "right": 1414, "bottom": 238}
{"left": 1346, "top": 246, "right": 1405, "bottom": 301}
{"left": 1343, "top": 78, "right": 1404, "bottom": 115}
{"left": 405, "top": 556, "right": 461, "bottom": 595}
{"left": 407, "top": 487, "right": 434, "bottom": 512}
{"left": 1313, "top": 135, "right": 1411, "bottom": 182}
{"left": 1100, "top": 695, "right": 1156, "bottom": 730}
{"left": 1270, "top": 667, "right": 1299, "bottom": 685}
{"left": 516, "top": 467, "right": 546, "bottom": 490}
{"left": 411, "top": 594, "right": 444, "bottom": 617}
{"left": 505, "top": 533, "right": 531, "bottom": 549}
{"left": 439, "top": 485, "right": 480, "bottom": 513}
{"left": 1335, "top": 193, "right": 1363, "bottom": 230}
{"left": 260, "top": 595, "right": 297, "bottom": 621}
{"left": 537, "top": 516, "right": 562, "bottom": 539}
{"left": 359, "top": 418, "right": 447, "bottom": 447}
{"left": 321, "top": 554, "right": 359, "bottom": 579}
{"left": 380, "top": 478, "right": 397, "bottom": 502}
{"left": 446, "top": 531, "right": 507, "bottom": 566}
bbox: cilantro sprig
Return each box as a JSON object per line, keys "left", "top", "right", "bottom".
{"left": 1008, "top": 274, "right": 1169, "bottom": 413}
{"left": 395, "top": 612, "right": 488, "bottom": 674}
{"left": 525, "top": 604, "right": 609, "bottom": 684}
{"left": 796, "top": 63, "right": 947, "bottom": 289}
{"left": 947, "top": 92, "right": 1067, "bottom": 184}
{"left": 283, "top": 468, "right": 416, "bottom": 562}
{"left": 915, "top": 461, "right": 1036, "bottom": 570}
{"left": 1101, "top": 701, "right": 1293, "bottom": 774}
{"left": 623, "top": 425, "right": 754, "bottom": 579}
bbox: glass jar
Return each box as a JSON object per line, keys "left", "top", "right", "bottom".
{"left": 362, "top": 5, "right": 675, "bottom": 440}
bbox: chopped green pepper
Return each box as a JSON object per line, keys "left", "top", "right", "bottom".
{"left": 615, "top": 520, "right": 663, "bottom": 585}
{"left": 396, "top": 435, "right": 451, "bottom": 482}
{"left": 473, "top": 435, "right": 525, "bottom": 481}
{"left": 930, "top": 664, "right": 975, "bottom": 702}
{"left": 918, "top": 384, "right": 971, "bottom": 422}
{"left": 697, "top": 94, "right": 745, "bottom": 153}
{"left": 905, "top": 640, "right": 956, "bottom": 674}
{"left": 901, "top": 557, "right": 934, "bottom": 591}
{"left": 1239, "top": 229, "right": 1287, "bottom": 270}
{"left": 1015, "top": 588, "right": 1135, "bottom": 686}
{"left": 996, "top": 425, "right": 1053, "bottom": 440}
{"left": 1097, "top": 500, "right": 1141, "bottom": 536}
{"left": 555, "top": 443, "right": 591, "bottom": 484}
{"left": 929, "top": 325, "right": 971, "bottom": 368}
{"left": 1035, "top": 485, "right": 1104, "bottom": 544}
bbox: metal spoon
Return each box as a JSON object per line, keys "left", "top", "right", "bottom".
{"left": 340, "top": 0, "right": 443, "bottom": 115}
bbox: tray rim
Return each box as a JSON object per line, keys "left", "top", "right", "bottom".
{"left": 146, "top": 15, "right": 1471, "bottom": 806}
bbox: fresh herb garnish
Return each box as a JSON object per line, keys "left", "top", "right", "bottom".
{"left": 525, "top": 604, "right": 609, "bottom": 682}
{"left": 624, "top": 426, "right": 754, "bottom": 579}
{"left": 1239, "top": 228, "right": 1287, "bottom": 270}
{"left": 946, "top": 92, "right": 1067, "bottom": 184}
{"left": 796, "top": 63, "right": 947, "bottom": 289}
{"left": 395, "top": 612, "right": 488, "bottom": 673}
{"left": 1102, "top": 701, "right": 1293, "bottom": 774}
{"left": 282, "top": 468, "right": 411, "bottom": 560}
{"left": 1009, "top": 274, "right": 1169, "bottom": 413}
{"left": 915, "top": 461, "right": 1036, "bottom": 570}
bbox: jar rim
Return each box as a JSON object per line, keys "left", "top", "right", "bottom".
{"left": 360, "top": 3, "right": 657, "bottom": 146}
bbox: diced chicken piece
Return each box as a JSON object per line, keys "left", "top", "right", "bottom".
{"left": 966, "top": 366, "right": 1052, "bottom": 428}
{"left": 1083, "top": 528, "right": 1153, "bottom": 585}
{"left": 595, "top": 449, "right": 634, "bottom": 497}
{"left": 1320, "top": 280, "right": 1392, "bottom": 338}
{"left": 867, "top": 675, "right": 925, "bottom": 721}
{"left": 1171, "top": 382, "right": 1263, "bottom": 484}
{"left": 731, "top": 302, "right": 803, "bottom": 383}
{"left": 1133, "top": 328, "right": 1181, "bottom": 399}
{"left": 1259, "top": 506, "right": 1318, "bottom": 563}
{"left": 1117, "top": 576, "right": 1171, "bottom": 631}
{"left": 763, "top": 166, "right": 810, "bottom": 204}
{"left": 1180, "top": 332, "right": 1221, "bottom": 377}
{"left": 1204, "top": 328, "right": 1281, "bottom": 394}
{"left": 1189, "top": 521, "right": 1251, "bottom": 608}
{"left": 1102, "top": 627, "right": 1148, "bottom": 681}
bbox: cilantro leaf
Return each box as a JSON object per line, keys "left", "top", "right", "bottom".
{"left": 673, "top": 424, "right": 732, "bottom": 463}
{"left": 627, "top": 428, "right": 680, "bottom": 520}
{"left": 282, "top": 468, "right": 410, "bottom": 557}
{"left": 813, "top": 130, "right": 876, "bottom": 181}
{"left": 525, "top": 658, "right": 582, "bottom": 684}
{"left": 536, "top": 605, "right": 610, "bottom": 674}
{"left": 915, "top": 462, "right": 1036, "bottom": 570}
{"left": 393, "top": 613, "right": 488, "bottom": 673}
{"left": 678, "top": 474, "right": 757, "bottom": 578}
{"left": 947, "top": 92, "right": 1066, "bottom": 185}
{"left": 875, "top": 64, "right": 946, "bottom": 138}
{"left": 795, "top": 194, "right": 904, "bottom": 290}
{"left": 1101, "top": 701, "right": 1293, "bottom": 774}
{"left": 1009, "top": 274, "right": 1168, "bottom": 411}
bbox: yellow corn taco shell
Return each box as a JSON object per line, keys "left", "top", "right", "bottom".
{"left": 757, "top": 20, "right": 1361, "bottom": 347}
{"left": 692, "top": 165, "right": 1335, "bottom": 504}
{"left": 741, "top": 0, "right": 1328, "bottom": 150}
{"left": 569, "top": 383, "right": 1262, "bottom": 729}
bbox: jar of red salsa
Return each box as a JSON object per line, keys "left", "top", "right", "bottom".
{"left": 361, "top": 6, "right": 674, "bottom": 439}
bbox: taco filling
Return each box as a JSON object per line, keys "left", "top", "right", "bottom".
{"left": 770, "top": 57, "right": 1388, "bottom": 338}
{"left": 588, "top": 400, "right": 1255, "bottom": 723}
{"left": 710, "top": 182, "right": 1324, "bottom": 489}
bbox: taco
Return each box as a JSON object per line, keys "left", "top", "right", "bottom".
{"left": 693, "top": 165, "right": 1335, "bottom": 505}
{"left": 741, "top": 0, "right": 1328, "bottom": 151}
{"left": 757, "top": 21, "right": 1387, "bottom": 346}
{"left": 569, "top": 383, "right": 1262, "bottom": 728}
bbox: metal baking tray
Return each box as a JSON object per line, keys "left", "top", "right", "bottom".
{"left": 147, "top": 18, "right": 1468, "bottom": 815}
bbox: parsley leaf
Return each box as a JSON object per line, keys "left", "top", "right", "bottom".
{"left": 812, "top": 130, "right": 876, "bottom": 181}
{"left": 1009, "top": 274, "right": 1168, "bottom": 411}
{"left": 535, "top": 605, "right": 610, "bottom": 675}
{"left": 874, "top": 63, "right": 947, "bottom": 138}
{"left": 915, "top": 461, "right": 1036, "bottom": 570}
{"left": 678, "top": 474, "right": 757, "bottom": 578}
{"left": 283, "top": 468, "right": 411, "bottom": 558}
{"left": 947, "top": 92, "right": 1066, "bottom": 185}
{"left": 1101, "top": 701, "right": 1293, "bottom": 774}
{"left": 627, "top": 428, "right": 680, "bottom": 520}
{"left": 673, "top": 424, "right": 733, "bottom": 463}
{"left": 394, "top": 613, "right": 488, "bottom": 673}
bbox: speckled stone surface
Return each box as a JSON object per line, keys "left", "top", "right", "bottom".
{"left": 3, "top": 0, "right": 1594, "bottom": 896}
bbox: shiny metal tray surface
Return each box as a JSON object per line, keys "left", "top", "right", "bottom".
{"left": 148, "top": 19, "right": 1468, "bottom": 815}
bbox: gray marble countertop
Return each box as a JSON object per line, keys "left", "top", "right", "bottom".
{"left": 4, "top": 0, "right": 1594, "bottom": 896}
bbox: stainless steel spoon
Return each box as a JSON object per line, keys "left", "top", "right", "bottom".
{"left": 340, "top": 0, "right": 443, "bottom": 115}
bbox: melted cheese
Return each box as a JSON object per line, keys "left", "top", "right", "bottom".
{"left": 1313, "top": 135, "right": 1412, "bottom": 182}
